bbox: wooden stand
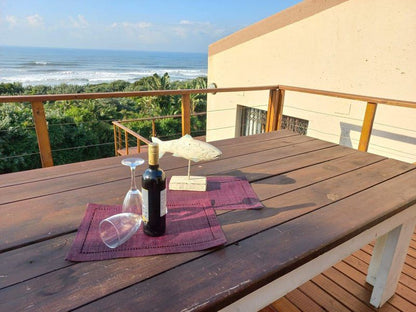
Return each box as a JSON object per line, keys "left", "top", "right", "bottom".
{"left": 169, "top": 175, "right": 207, "bottom": 191}
{"left": 169, "top": 159, "right": 207, "bottom": 191}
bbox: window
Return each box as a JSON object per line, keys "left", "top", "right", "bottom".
{"left": 237, "top": 105, "right": 309, "bottom": 136}
{"left": 281, "top": 115, "right": 309, "bottom": 135}
{"left": 238, "top": 106, "right": 267, "bottom": 136}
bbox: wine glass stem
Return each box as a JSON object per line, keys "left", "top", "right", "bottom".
{"left": 130, "top": 166, "right": 138, "bottom": 190}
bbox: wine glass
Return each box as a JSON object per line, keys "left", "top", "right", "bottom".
{"left": 99, "top": 213, "right": 142, "bottom": 248}
{"left": 121, "top": 158, "right": 144, "bottom": 215}
{"left": 99, "top": 157, "right": 145, "bottom": 248}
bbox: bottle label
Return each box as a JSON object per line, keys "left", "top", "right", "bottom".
{"left": 141, "top": 188, "right": 166, "bottom": 220}
{"left": 142, "top": 189, "right": 149, "bottom": 223}
{"left": 160, "top": 189, "right": 167, "bottom": 217}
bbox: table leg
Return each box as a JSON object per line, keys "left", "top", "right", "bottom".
{"left": 367, "top": 217, "right": 416, "bottom": 307}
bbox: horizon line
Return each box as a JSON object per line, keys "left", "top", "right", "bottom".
{"left": 0, "top": 44, "right": 208, "bottom": 55}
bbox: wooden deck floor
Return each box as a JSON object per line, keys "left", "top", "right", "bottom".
{"left": 261, "top": 227, "right": 416, "bottom": 312}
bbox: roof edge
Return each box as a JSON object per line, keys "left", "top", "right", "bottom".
{"left": 208, "top": 0, "right": 349, "bottom": 56}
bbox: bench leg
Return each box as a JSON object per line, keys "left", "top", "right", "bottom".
{"left": 367, "top": 217, "right": 416, "bottom": 307}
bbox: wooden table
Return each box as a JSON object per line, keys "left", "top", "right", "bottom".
{"left": 1, "top": 130, "right": 415, "bottom": 311}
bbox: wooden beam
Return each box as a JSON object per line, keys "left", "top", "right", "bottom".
{"left": 113, "top": 125, "right": 118, "bottom": 156}
{"left": 1, "top": 85, "right": 414, "bottom": 109}
{"left": 152, "top": 120, "right": 156, "bottom": 137}
{"left": 182, "top": 94, "right": 191, "bottom": 135}
{"left": 30, "top": 101, "right": 53, "bottom": 167}
{"left": 0, "top": 85, "right": 280, "bottom": 103}
{"left": 358, "top": 102, "right": 377, "bottom": 152}
{"left": 276, "top": 89, "right": 285, "bottom": 131}
{"left": 266, "top": 90, "right": 277, "bottom": 132}
{"left": 278, "top": 85, "right": 416, "bottom": 109}
{"left": 118, "top": 127, "right": 122, "bottom": 155}
{"left": 266, "top": 89, "right": 285, "bottom": 132}
{"left": 124, "top": 130, "right": 129, "bottom": 155}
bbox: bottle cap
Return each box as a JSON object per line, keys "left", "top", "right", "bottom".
{"left": 148, "top": 143, "right": 159, "bottom": 165}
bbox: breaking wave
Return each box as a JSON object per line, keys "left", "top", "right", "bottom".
{"left": 0, "top": 46, "right": 207, "bottom": 86}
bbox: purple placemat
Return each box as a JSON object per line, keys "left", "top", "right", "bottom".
{"left": 168, "top": 176, "right": 263, "bottom": 210}
{"left": 66, "top": 201, "right": 226, "bottom": 262}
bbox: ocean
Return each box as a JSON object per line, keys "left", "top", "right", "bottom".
{"left": 0, "top": 46, "right": 207, "bottom": 86}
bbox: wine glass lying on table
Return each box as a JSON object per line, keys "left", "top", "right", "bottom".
{"left": 99, "top": 157, "right": 144, "bottom": 248}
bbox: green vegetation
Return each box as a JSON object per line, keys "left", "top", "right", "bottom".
{"left": 0, "top": 74, "right": 207, "bottom": 173}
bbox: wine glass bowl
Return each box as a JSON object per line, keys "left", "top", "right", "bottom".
{"left": 99, "top": 213, "right": 142, "bottom": 248}
{"left": 121, "top": 158, "right": 145, "bottom": 168}
{"left": 122, "top": 188, "right": 142, "bottom": 215}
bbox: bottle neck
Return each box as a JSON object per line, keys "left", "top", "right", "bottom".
{"left": 149, "top": 155, "right": 159, "bottom": 167}
{"left": 148, "top": 143, "right": 159, "bottom": 167}
{"left": 149, "top": 164, "right": 159, "bottom": 170}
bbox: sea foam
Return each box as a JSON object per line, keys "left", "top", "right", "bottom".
{"left": 0, "top": 46, "right": 207, "bottom": 86}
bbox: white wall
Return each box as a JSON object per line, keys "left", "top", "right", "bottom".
{"left": 207, "top": 0, "right": 416, "bottom": 163}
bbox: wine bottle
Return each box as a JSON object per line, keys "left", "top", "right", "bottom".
{"left": 142, "top": 143, "right": 167, "bottom": 236}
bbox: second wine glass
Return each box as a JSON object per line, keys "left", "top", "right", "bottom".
{"left": 121, "top": 157, "right": 145, "bottom": 215}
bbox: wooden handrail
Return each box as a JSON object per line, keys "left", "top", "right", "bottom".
{"left": 114, "top": 120, "right": 151, "bottom": 156}
{"left": 1, "top": 85, "right": 414, "bottom": 108}
{"left": 0, "top": 85, "right": 280, "bottom": 103}
{"left": 278, "top": 85, "right": 416, "bottom": 109}
{"left": 112, "top": 121, "right": 152, "bottom": 145}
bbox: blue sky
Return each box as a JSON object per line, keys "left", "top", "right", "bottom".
{"left": 0, "top": 0, "right": 303, "bottom": 52}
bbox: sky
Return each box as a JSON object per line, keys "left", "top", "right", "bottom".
{"left": 0, "top": 0, "right": 303, "bottom": 53}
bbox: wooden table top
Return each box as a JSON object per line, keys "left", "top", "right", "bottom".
{"left": 1, "top": 130, "right": 415, "bottom": 311}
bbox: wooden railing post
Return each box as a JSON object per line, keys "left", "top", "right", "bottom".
{"left": 118, "top": 127, "right": 122, "bottom": 154}
{"left": 266, "top": 89, "right": 276, "bottom": 132}
{"left": 182, "top": 94, "right": 191, "bottom": 135}
{"left": 113, "top": 125, "right": 118, "bottom": 156}
{"left": 124, "top": 130, "right": 129, "bottom": 155}
{"left": 266, "top": 88, "right": 285, "bottom": 132}
{"left": 30, "top": 101, "right": 53, "bottom": 167}
{"left": 358, "top": 102, "right": 378, "bottom": 152}
{"left": 276, "top": 89, "right": 285, "bottom": 130}
{"left": 152, "top": 119, "right": 156, "bottom": 137}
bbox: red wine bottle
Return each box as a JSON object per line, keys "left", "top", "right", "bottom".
{"left": 142, "top": 143, "right": 166, "bottom": 236}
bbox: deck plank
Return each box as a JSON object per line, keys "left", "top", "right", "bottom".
{"left": 270, "top": 297, "right": 301, "bottom": 312}
{"left": 312, "top": 274, "right": 375, "bottom": 312}
{"left": 298, "top": 280, "right": 351, "bottom": 312}
{"left": 285, "top": 289, "right": 325, "bottom": 312}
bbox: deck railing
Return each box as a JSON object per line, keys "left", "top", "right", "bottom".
{"left": 1, "top": 85, "right": 415, "bottom": 168}
{"left": 112, "top": 112, "right": 206, "bottom": 156}
{"left": 0, "top": 86, "right": 276, "bottom": 168}
{"left": 266, "top": 85, "right": 416, "bottom": 153}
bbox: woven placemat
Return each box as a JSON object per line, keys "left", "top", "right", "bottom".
{"left": 66, "top": 176, "right": 262, "bottom": 261}
{"left": 168, "top": 176, "right": 263, "bottom": 210}
{"left": 66, "top": 200, "right": 226, "bottom": 262}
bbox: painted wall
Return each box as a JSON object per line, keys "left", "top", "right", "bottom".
{"left": 207, "top": 0, "right": 416, "bottom": 163}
